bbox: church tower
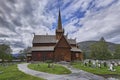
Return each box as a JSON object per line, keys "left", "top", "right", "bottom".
{"left": 56, "top": 9, "right": 64, "bottom": 40}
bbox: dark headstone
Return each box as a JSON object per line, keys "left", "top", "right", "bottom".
{"left": 88, "top": 60, "right": 92, "bottom": 67}
{"left": 85, "top": 62, "right": 87, "bottom": 67}
{"left": 103, "top": 62, "right": 107, "bottom": 67}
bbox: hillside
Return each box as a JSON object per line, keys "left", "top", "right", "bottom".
{"left": 77, "top": 41, "right": 119, "bottom": 58}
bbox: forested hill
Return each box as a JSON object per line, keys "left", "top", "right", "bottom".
{"left": 77, "top": 41, "right": 119, "bottom": 53}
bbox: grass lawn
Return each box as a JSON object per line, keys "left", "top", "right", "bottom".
{"left": 28, "top": 63, "right": 71, "bottom": 74}
{"left": 0, "top": 64, "right": 44, "bottom": 80}
{"left": 71, "top": 62, "right": 120, "bottom": 75}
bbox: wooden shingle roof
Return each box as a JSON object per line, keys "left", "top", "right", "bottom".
{"left": 33, "top": 35, "right": 57, "bottom": 43}
{"left": 33, "top": 35, "right": 76, "bottom": 44}
{"left": 71, "top": 47, "right": 82, "bottom": 52}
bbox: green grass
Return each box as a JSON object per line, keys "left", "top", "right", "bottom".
{"left": 71, "top": 62, "right": 120, "bottom": 75}
{"left": 0, "top": 64, "right": 44, "bottom": 80}
{"left": 28, "top": 63, "right": 71, "bottom": 74}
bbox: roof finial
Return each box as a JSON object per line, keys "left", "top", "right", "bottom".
{"left": 58, "top": 0, "right": 60, "bottom": 10}
{"left": 46, "top": 33, "right": 48, "bottom": 35}
{"left": 32, "top": 32, "right": 35, "bottom": 37}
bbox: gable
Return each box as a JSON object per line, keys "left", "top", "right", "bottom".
{"left": 55, "top": 35, "right": 71, "bottom": 48}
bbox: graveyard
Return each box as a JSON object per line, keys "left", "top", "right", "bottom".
{"left": 71, "top": 60, "right": 120, "bottom": 77}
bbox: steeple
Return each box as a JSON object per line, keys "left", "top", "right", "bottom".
{"left": 57, "top": 9, "right": 62, "bottom": 30}
{"left": 56, "top": 8, "right": 64, "bottom": 40}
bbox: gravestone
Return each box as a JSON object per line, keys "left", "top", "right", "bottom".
{"left": 92, "top": 61, "right": 96, "bottom": 68}
{"left": 84, "top": 62, "right": 87, "bottom": 67}
{"left": 88, "top": 60, "right": 92, "bottom": 67}
{"left": 109, "top": 63, "right": 116, "bottom": 71}
{"left": 103, "top": 62, "right": 107, "bottom": 67}
{"left": 109, "top": 63, "right": 113, "bottom": 71}
{"left": 98, "top": 62, "right": 101, "bottom": 68}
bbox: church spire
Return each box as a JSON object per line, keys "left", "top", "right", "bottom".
{"left": 57, "top": 9, "right": 62, "bottom": 30}
{"left": 56, "top": 7, "right": 64, "bottom": 40}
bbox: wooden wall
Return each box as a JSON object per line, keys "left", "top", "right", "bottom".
{"left": 71, "top": 52, "right": 83, "bottom": 61}
{"left": 32, "top": 51, "right": 53, "bottom": 61}
{"left": 54, "top": 47, "right": 71, "bottom": 61}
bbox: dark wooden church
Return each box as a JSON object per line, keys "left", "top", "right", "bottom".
{"left": 27, "top": 10, "right": 83, "bottom": 62}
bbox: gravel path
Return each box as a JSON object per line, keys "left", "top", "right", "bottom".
{"left": 18, "top": 63, "right": 106, "bottom": 80}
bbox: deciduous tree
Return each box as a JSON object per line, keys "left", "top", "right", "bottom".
{"left": 114, "top": 45, "right": 120, "bottom": 59}
{"left": 0, "top": 44, "right": 12, "bottom": 62}
{"left": 90, "top": 37, "right": 112, "bottom": 60}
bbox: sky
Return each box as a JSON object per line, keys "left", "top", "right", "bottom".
{"left": 0, "top": 0, "right": 120, "bottom": 54}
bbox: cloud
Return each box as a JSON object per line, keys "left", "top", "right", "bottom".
{"left": 0, "top": 0, "right": 54, "bottom": 53}
{"left": 64, "top": 0, "right": 120, "bottom": 43}
{"left": 0, "top": 0, "right": 120, "bottom": 53}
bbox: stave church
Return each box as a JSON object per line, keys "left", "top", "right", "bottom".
{"left": 27, "top": 9, "right": 83, "bottom": 62}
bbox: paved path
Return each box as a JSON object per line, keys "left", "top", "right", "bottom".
{"left": 18, "top": 63, "right": 106, "bottom": 80}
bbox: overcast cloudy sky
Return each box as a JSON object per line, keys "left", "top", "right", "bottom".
{"left": 0, "top": 0, "right": 120, "bottom": 53}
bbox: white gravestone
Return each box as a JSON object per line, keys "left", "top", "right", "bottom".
{"left": 92, "top": 61, "right": 96, "bottom": 68}
{"left": 109, "top": 63, "right": 116, "bottom": 71}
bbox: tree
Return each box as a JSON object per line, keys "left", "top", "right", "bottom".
{"left": 114, "top": 45, "right": 120, "bottom": 59}
{"left": 90, "top": 37, "right": 112, "bottom": 60}
{"left": 90, "top": 43, "right": 98, "bottom": 59}
{"left": 0, "top": 44, "right": 12, "bottom": 62}
{"left": 18, "top": 50, "right": 25, "bottom": 61}
{"left": 82, "top": 50, "right": 90, "bottom": 59}
{"left": 18, "top": 47, "right": 31, "bottom": 61}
